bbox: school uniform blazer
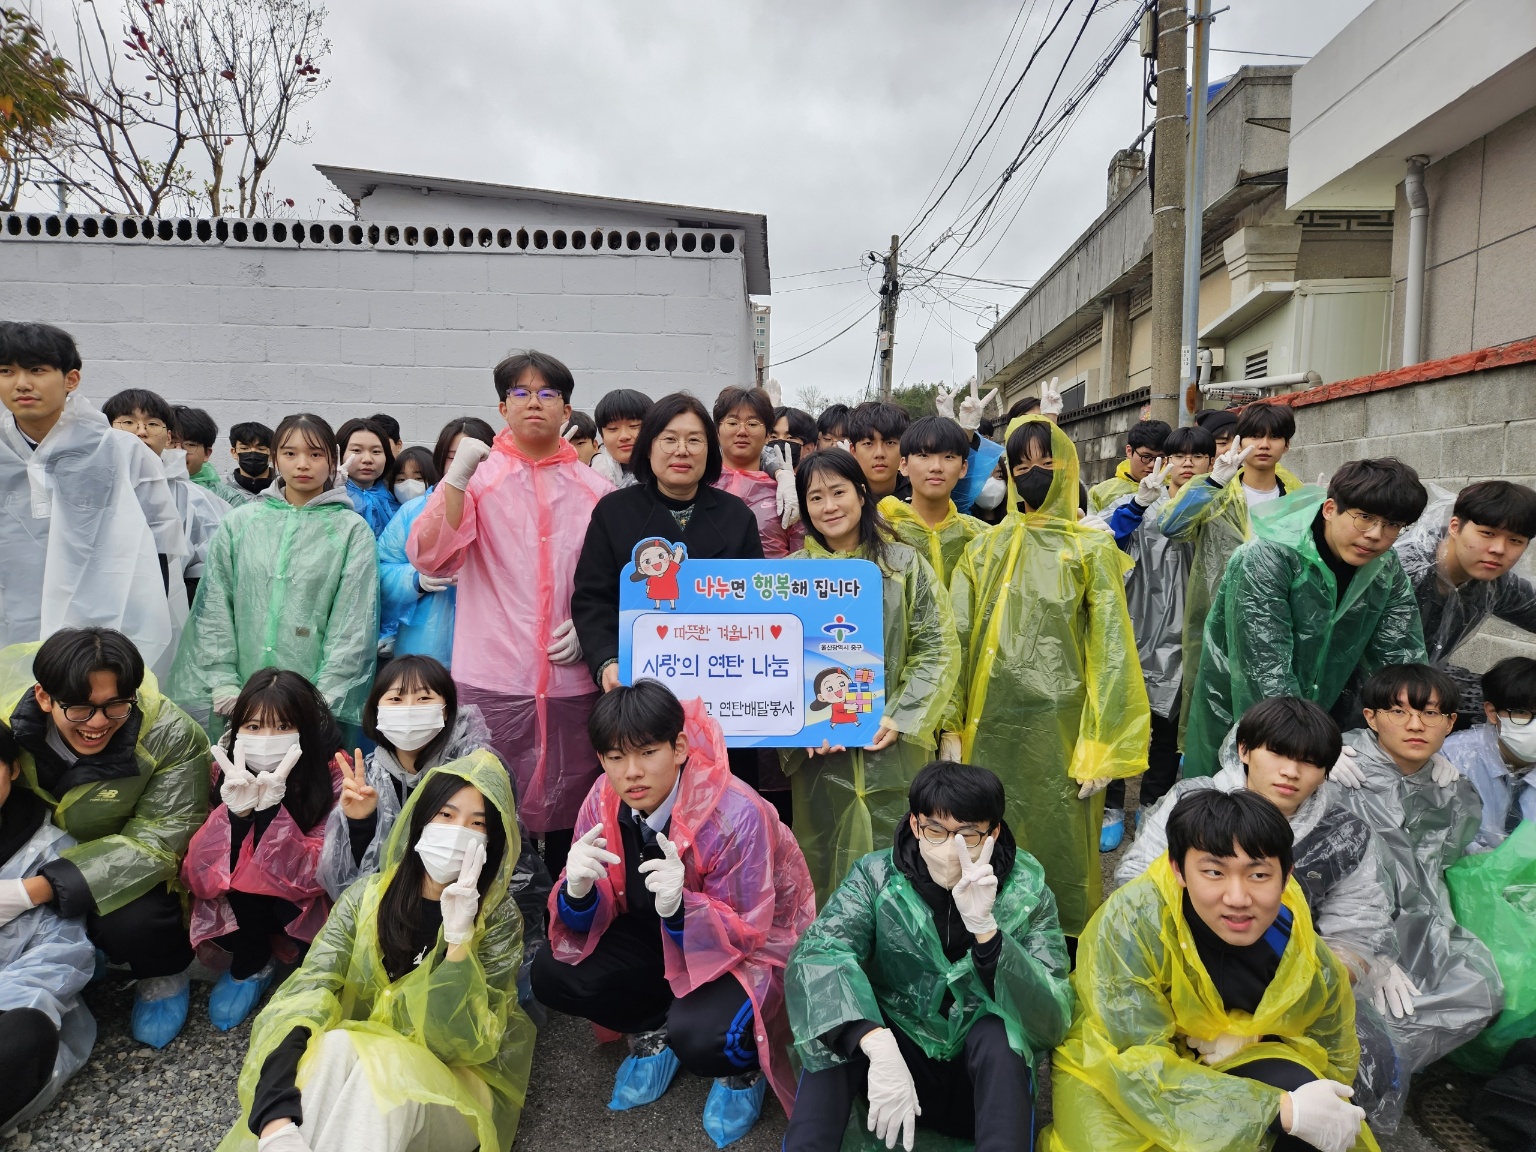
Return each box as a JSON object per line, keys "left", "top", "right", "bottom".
{"left": 572, "top": 481, "right": 765, "bottom": 683}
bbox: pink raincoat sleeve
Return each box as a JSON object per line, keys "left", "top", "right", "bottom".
{"left": 545, "top": 778, "right": 625, "bottom": 963}
{"left": 715, "top": 470, "right": 800, "bottom": 559}
{"left": 407, "top": 478, "right": 478, "bottom": 578}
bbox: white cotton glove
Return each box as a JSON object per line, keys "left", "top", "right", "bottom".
{"left": 859, "top": 1027, "right": 921, "bottom": 1151}
{"left": 440, "top": 838, "right": 487, "bottom": 945}
{"left": 256, "top": 1121, "right": 313, "bottom": 1152}
{"left": 1430, "top": 756, "right": 1461, "bottom": 788}
{"left": 762, "top": 377, "right": 782, "bottom": 407}
{"left": 590, "top": 447, "right": 624, "bottom": 486}
{"left": 1077, "top": 777, "right": 1112, "bottom": 799}
{"left": 1372, "top": 964, "right": 1421, "bottom": 1019}
{"left": 443, "top": 436, "right": 492, "bottom": 491}
{"left": 951, "top": 834, "right": 998, "bottom": 937}
{"left": 956, "top": 378, "right": 998, "bottom": 433}
{"left": 0, "top": 879, "right": 36, "bottom": 928}
{"left": 1285, "top": 1080, "right": 1366, "bottom": 1152}
{"left": 939, "top": 732, "right": 963, "bottom": 762}
{"left": 1186, "top": 1032, "right": 1257, "bottom": 1066}
{"left": 1039, "top": 377, "right": 1063, "bottom": 418}
{"left": 212, "top": 744, "right": 261, "bottom": 814}
{"left": 1079, "top": 512, "right": 1113, "bottom": 534}
{"left": 769, "top": 444, "right": 801, "bottom": 529}
{"left": 253, "top": 744, "right": 303, "bottom": 812}
{"left": 417, "top": 572, "right": 456, "bottom": 594}
{"left": 213, "top": 693, "right": 241, "bottom": 718}
{"left": 564, "top": 823, "right": 621, "bottom": 900}
{"left": 1134, "top": 458, "right": 1172, "bottom": 507}
{"left": 337, "top": 451, "right": 360, "bottom": 482}
{"left": 546, "top": 619, "right": 583, "bottom": 665}
{"left": 934, "top": 386, "right": 957, "bottom": 421}
{"left": 562, "top": 421, "right": 581, "bottom": 445}
{"left": 1210, "top": 435, "right": 1255, "bottom": 487}
{"left": 1330, "top": 747, "right": 1366, "bottom": 790}
{"left": 638, "top": 831, "right": 686, "bottom": 919}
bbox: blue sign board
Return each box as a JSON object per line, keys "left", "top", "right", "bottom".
{"left": 617, "top": 544, "right": 885, "bottom": 748}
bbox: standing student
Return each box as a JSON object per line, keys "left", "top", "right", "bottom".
{"left": 0, "top": 322, "right": 187, "bottom": 677}
{"left": 410, "top": 353, "right": 613, "bottom": 879}
{"left": 229, "top": 421, "right": 276, "bottom": 498}
{"left": 377, "top": 418, "right": 495, "bottom": 668}
{"left": 879, "top": 415, "right": 987, "bottom": 585}
{"left": 1087, "top": 418, "right": 1171, "bottom": 514}
{"left": 847, "top": 401, "right": 911, "bottom": 501}
{"left": 561, "top": 411, "right": 600, "bottom": 466}
{"left": 1196, "top": 408, "right": 1239, "bottom": 455}
{"left": 532, "top": 682, "right": 815, "bottom": 1147}
{"left": 590, "top": 387, "right": 653, "bottom": 488}
{"left": 771, "top": 406, "right": 816, "bottom": 456}
{"left": 0, "top": 719, "right": 95, "bottom": 1133}
{"left": 931, "top": 379, "right": 1006, "bottom": 515}
{"left": 2, "top": 628, "right": 209, "bottom": 1049}
{"left": 1183, "top": 459, "right": 1429, "bottom": 778}
{"left": 387, "top": 446, "right": 436, "bottom": 506}
{"left": 943, "top": 417, "right": 1149, "bottom": 938}
{"left": 814, "top": 403, "right": 851, "bottom": 453}
{"left": 366, "top": 413, "right": 403, "bottom": 458}
{"left": 176, "top": 407, "right": 256, "bottom": 507}
{"left": 783, "top": 449, "right": 959, "bottom": 902}
{"left": 1443, "top": 657, "right": 1536, "bottom": 851}
{"left": 713, "top": 385, "right": 803, "bottom": 559}
{"left": 218, "top": 753, "right": 535, "bottom": 1152}
{"left": 168, "top": 413, "right": 379, "bottom": 737}
{"left": 334, "top": 418, "right": 399, "bottom": 538}
{"left": 379, "top": 446, "right": 441, "bottom": 659}
{"left": 182, "top": 670, "right": 342, "bottom": 1031}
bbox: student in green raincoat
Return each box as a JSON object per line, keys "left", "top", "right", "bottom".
{"left": 943, "top": 416, "right": 1150, "bottom": 938}
{"left": 221, "top": 750, "right": 535, "bottom": 1152}
{"left": 0, "top": 628, "right": 209, "bottom": 1049}
{"left": 878, "top": 416, "right": 988, "bottom": 587}
{"left": 169, "top": 413, "right": 379, "bottom": 736}
{"left": 782, "top": 448, "right": 960, "bottom": 903}
{"left": 1183, "top": 458, "right": 1429, "bottom": 779}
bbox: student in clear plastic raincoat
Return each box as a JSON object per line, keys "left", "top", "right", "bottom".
{"left": 943, "top": 415, "right": 1149, "bottom": 937}
{"left": 168, "top": 413, "right": 380, "bottom": 736}
{"left": 219, "top": 751, "right": 535, "bottom": 1152}
{"left": 1045, "top": 789, "right": 1379, "bottom": 1152}
{"left": 878, "top": 416, "right": 988, "bottom": 587}
{"left": 781, "top": 449, "right": 960, "bottom": 903}
{"left": 1183, "top": 459, "right": 1429, "bottom": 779}
{"left": 533, "top": 684, "right": 815, "bottom": 1148}
{"left": 712, "top": 386, "right": 804, "bottom": 559}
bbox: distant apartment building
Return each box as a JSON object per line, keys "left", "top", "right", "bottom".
{"left": 751, "top": 302, "right": 771, "bottom": 383}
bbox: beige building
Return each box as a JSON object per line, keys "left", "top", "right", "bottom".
{"left": 751, "top": 302, "right": 770, "bottom": 383}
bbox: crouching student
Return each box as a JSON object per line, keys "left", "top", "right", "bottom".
{"left": 1444, "top": 657, "right": 1536, "bottom": 851}
{"left": 0, "top": 721, "right": 95, "bottom": 1132}
{"left": 1331, "top": 664, "right": 1504, "bottom": 1077}
{"left": 531, "top": 681, "right": 815, "bottom": 1148}
{"left": 1045, "top": 790, "right": 1375, "bottom": 1152}
{"left": 0, "top": 628, "right": 209, "bottom": 1048}
{"left": 783, "top": 760, "right": 1072, "bottom": 1152}
{"left": 878, "top": 415, "right": 988, "bottom": 586}
{"left": 182, "top": 671, "right": 342, "bottom": 1031}
{"left": 220, "top": 751, "right": 534, "bottom": 1152}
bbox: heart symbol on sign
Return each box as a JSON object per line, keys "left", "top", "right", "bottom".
{"left": 770, "top": 625, "right": 782, "bottom": 639}
{"left": 656, "top": 625, "right": 669, "bottom": 638}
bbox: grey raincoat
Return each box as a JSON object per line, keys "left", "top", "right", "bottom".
{"left": 0, "top": 813, "right": 95, "bottom": 1129}
{"left": 161, "top": 449, "right": 231, "bottom": 580}
{"left": 1334, "top": 728, "right": 1504, "bottom": 1075}
{"left": 1115, "top": 491, "right": 1193, "bottom": 719}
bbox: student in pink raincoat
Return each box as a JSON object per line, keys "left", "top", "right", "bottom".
{"left": 408, "top": 351, "right": 614, "bottom": 880}
{"left": 712, "top": 386, "right": 803, "bottom": 559}
{"left": 531, "top": 681, "right": 815, "bottom": 1148}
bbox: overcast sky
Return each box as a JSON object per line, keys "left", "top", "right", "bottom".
{"left": 41, "top": 0, "right": 1375, "bottom": 408}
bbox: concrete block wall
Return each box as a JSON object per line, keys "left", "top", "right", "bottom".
{"left": 1058, "top": 389, "right": 1152, "bottom": 488}
{"left": 0, "top": 215, "right": 755, "bottom": 447}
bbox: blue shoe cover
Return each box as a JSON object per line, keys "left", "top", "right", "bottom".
{"left": 1099, "top": 810, "right": 1125, "bottom": 852}
{"left": 209, "top": 966, "right": 275, "bottom": 1031}
{"left": 131, "top": 981, "right": 189, "bottom": 1049}
{"left": 607, "top": 1047, "right": 681, "bottom": 1110}
{"left": 703, "top": 1076, "right": 767, "bottom": 1148}
{"left": 91, "top": 947, "right": 110, "bottom": 984}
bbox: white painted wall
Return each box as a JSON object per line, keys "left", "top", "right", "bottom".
{"left": 0, "top": 213, "right": 754, "bottom": 448}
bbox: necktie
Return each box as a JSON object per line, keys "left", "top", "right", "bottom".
{"left": 1506, "top": 779, "right": 1528, "bottom": 834}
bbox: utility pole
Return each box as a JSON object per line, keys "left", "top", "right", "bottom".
{"left": 1148, "top": 0, "right": 1188, "bottom": 425}
{"left": 878, "top": 234, "right": 900, "bottom": 401}
{"left": 1178, "top": 0, "right": 1214, "bottom": 425}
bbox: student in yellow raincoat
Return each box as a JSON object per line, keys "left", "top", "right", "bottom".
{"left": 877, "top": 415, "right": 989, "bottom": 587}
{"left": 943, "top": 416, "right": 1149, "bottom": 936}
{"left": 1086, "top": 417, "right": 1170, "bottom": 514}
{"left": 219, "top": 751, "right": 535, "bottom": 1152}
{"left": 1044, "top": 789, "right": 1378, "bottom": 1152}
{"left": 782, "top": 448, "right": 960, "bottom": 903}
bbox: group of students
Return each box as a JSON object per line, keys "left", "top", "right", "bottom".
{"left": 0, "top": 315, "right": 1534, "bottom": 1151}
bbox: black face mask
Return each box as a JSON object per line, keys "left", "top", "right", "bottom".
{"left": 237, "top": 451, "right": 270, "bottom": 476}
{"left": 1014, "top": 469, "right": 1055, "bottom": 512}
{"left": 765, "top": 438, "right": 802, "bottom": 467}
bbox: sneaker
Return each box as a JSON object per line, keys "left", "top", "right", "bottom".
{"left": 702, "top": 1072, "right": 768, "bottom": 1148}
{"left": 608, "top": 1030, "right": 680, "bottom": 1111}
{"left": 208, "top": 963, "right": 276, "bottom": 1031}
{"left": 1099, "top": 808, "right": 1125, "bottom": 853}
{"left": 131, "top": 971, "right": 191, "bottom": 1049}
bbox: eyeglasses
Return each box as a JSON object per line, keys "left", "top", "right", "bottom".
{"left": 916, "top": 818, "right": 994, "bottom": 849}
{"left": 1130, "top": 450, "right": 1159, "bottom": 466}
{"left": 1167, "top": 453, "right": 1212, "bottom": 465}
{"left": 718, "top": 418, "right": 765, "bottom": 433}
{"left": 509, "top": 387, "right": 564, "bottom": 404}
{"left": 655, "top": 434, "right": 708, "bottom": 453}
{"left": 58, "top": 699, "right": 135, "bottom": 723}
{"left": 112, "top": 417, "right": 167, "bottom": 434}
{"left": 1344, "top": 509, "right": 1411, "bottom": 534}
{"left": 1497, "top": 708, "right": 1536, "bottom": 727}
{"left": 1373, "top": 705, "right": 1452, "bottom": 725}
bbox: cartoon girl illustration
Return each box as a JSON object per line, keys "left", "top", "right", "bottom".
{"left": 629, "top": 538, "right": 687, "bottom": 609}
{"left": 808, "top": 666, "right": 861, "bottom": 728}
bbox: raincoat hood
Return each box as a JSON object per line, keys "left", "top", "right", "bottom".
{"left": 877, "top": 496, "right": 986, "bottom": 585}
{"left": 1250, "top": 487, "right": 1400, "bottom": 590}
{"left": 1002, "top": 415, "right": 1079, "bottom": 523}
{"left": 267, "top": 479, "right": 355, "bottom": 511}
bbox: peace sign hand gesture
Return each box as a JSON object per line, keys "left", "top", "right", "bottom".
{"left": 441, "top": 838, "right": 487, "bottom": 946}
{"left": 1134, "top": 457, "right": 1173, "bottom": 507}
{"left": 950, "top": 834, "right": 998, "bottom": 936}
{"left": 1211, "top": 435, "right": 1256, "bottom": 486}
{"left": 335, "top": 749, "right": 378, "bottom": 821}
{"left": 956, "top": 377, "right": 999, "bottom": 432}
{"left": 213, "top": 743, "right": 259, "bottom": 817}
{"left": 254, "top": 743, "right": 303, "bottom": 811}
{"left": 934, "top": 386, "right": 958, "bottom": 421}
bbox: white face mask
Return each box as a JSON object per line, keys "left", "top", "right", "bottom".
{"left": 415, "top": 822, "right": 487, "bottom": 885}
{"left": 394, "top": 479, "right": 427, "bottom": 504}
{"left": 234, "top": 731, "right": 301, "bottom": 771}
{"left": 915, "top": 830, "right": 988, "bottom": 890}
{"left": 377, "top": 703, "right": 446, "bottom": 753}
{"left": 1496, "top": 718, "right": 1536, "bottom": 766}
{"left": 973, "top": 475, "right": 1006, "bottom": 511}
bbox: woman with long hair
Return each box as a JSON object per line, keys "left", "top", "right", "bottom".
{"left": 782, "top": 448, "right": 960, "bottom": 901}
{"left": 181, "top": 669, "right": 343, "bottom": 1030}
{"left": 334, "top": 417, "right": 399, "bottom": 537}
{"left": 218, "top": 753, "right": 534, "bottom": 1152}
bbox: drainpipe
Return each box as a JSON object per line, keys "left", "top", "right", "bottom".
{"left": 1402, "top": 155, "right": 1430, "bottom": 366}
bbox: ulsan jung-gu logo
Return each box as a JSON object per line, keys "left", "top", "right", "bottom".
{"left": 818, "top": 614, "right": 862, "bottom": 654}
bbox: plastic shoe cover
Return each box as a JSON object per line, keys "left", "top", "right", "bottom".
{"left": 607, "top": 1047, "right": 681, "bottom": 1111}
{"left": 1099, "top": 809, "right": 1125, "bottom": 853}
{"left": 209, "top": 964, "right": 275, "bottom": 1031}
{"left": 131, "top": 972, "right": 191, "bottom": 1049}
{"left": 702, "top": 1074, "right": 767, "bottom": 1148}
{"left": 92, "top": 947, "right": 110, "bottom": 984}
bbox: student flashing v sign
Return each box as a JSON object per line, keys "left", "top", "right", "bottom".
{"left": 617, "top": 541, "right": 885, "bottom": 748}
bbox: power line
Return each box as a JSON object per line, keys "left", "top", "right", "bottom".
{"left": 1210, "top": 47, "right": 1310, "bottom": 59}
{"left": 768, "top": 304, "right": 880, "bottom": 369}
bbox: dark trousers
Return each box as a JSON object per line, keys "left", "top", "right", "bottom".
{"left": 783, "top": 1015, "right": 1032, "bottom": 1152}
{"left": 529, "top": 914, "right": 760, "bottom": 1077}
{"left": 1232, "top": 1057, "right": 1317, "bottom": 1151}
{"left": 535, "top": 829, "right": 574, "bottom": 882}
{"left": 87, "top": 883, "right": 194, "bottom": 979}
{"left": 0, "top": 1007, "right": 59, "bottom": 1129}
{"left": 210, "top": 891, "right": 302, "bottom": 979}
{"left": 1107, "top": 708, "right": 1182, "bottom": 811}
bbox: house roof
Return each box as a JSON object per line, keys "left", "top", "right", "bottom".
{"left": 315, "top": 164, "right": 770, "bottom": 294}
